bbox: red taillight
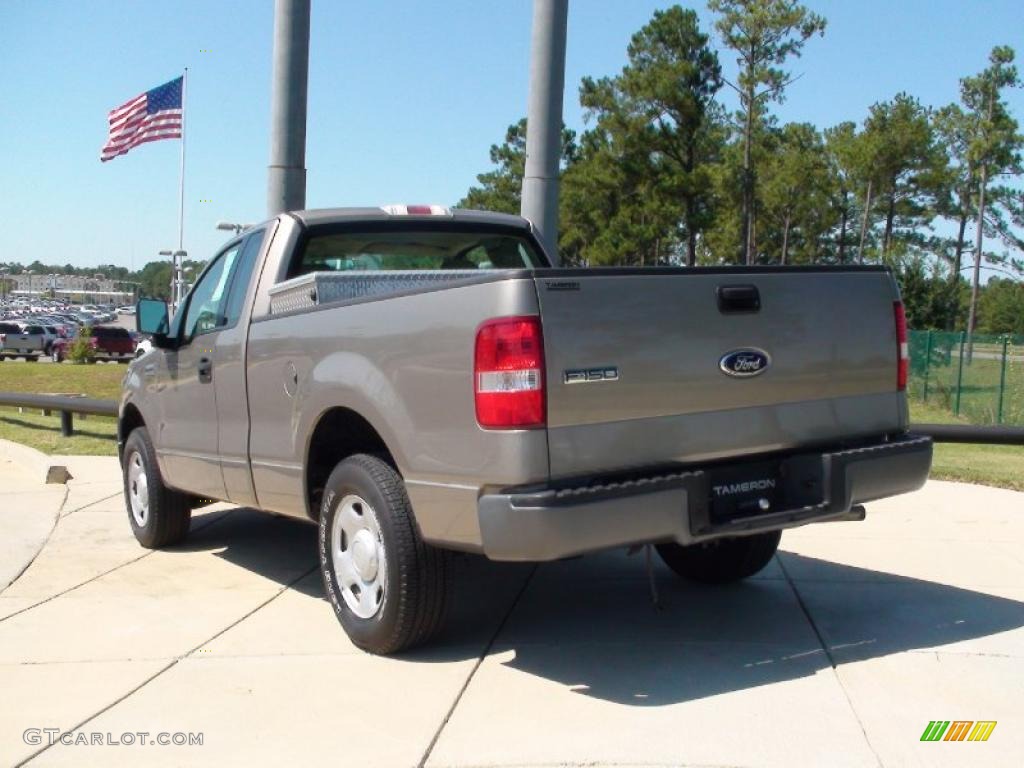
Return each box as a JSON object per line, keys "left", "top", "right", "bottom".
{"left": 474, "top": 316, "right": 545, "bottom": 429}
{"left": 894, "top": 301, "right": 908, "bottom": 391}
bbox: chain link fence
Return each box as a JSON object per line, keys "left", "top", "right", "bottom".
{"left": 909, "top": 330, "right": 1024, "bottom": 425}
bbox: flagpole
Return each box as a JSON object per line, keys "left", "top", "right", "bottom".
{"left": 174, "top": 68, "right": 188, "bottom": 309}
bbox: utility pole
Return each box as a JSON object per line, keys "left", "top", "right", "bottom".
{"left": 521, "top": 0, "right": 569, "bottom": 265}
{"left": 267, "top": 0, "right": 311, "bottom": 216}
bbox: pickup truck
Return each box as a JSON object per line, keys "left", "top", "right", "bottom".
{"left": 0, "top": 323, "right": 46, "bottom": 360}
{"left": 120, "top": 206, "right": 932, "bottom": 654}
{"left": 51, "top": 326, "right": 136, "bottom": 363}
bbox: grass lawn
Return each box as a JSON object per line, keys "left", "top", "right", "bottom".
{"left": 0, "top": 359, "right": 126, "bottom": 399}
{"left": 0, "top": 359, "right": 123, "bottom": 456}
{"left": 0, "top": 410, "right": 117, "bottom": 455}
{"left": 909, "top": 399, "right": 1024, "bottom": 492}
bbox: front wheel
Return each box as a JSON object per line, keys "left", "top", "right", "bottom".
{"left": 122, "top": 426, "right": 192, "bottom": 548}
{"left": 319, "top": 454, "right": 449, "bottom": 654}
{"left": 656, "top": 530, "right": 781, "bottom": 584}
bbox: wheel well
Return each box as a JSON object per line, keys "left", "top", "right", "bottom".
{"left": 305, "top": 407, "right": 394, "bottom": 520}
{"left": 118, "top": 403, "right": 144, "bottom": 460}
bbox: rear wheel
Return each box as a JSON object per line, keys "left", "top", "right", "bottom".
{"left": 656, "top": 530, "right": 781, "bottom": 584}
{"left": 319, "top": 454, "right": 449, "bottom": 654}
{"left": 122, "top": 426, "right": 192, "bottom": 548}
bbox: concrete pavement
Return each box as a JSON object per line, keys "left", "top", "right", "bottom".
{"left": 0, "top": 444, "right": 66, "bottom": 592}
{"left": 0, "top": 448, "right": 1022, "bottom": 767}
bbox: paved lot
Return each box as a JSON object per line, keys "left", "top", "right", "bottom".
{"left": 1, "top": 449, "right": 1022, "bottom": 767}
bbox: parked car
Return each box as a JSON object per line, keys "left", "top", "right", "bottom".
{"left": 39, "top": 325, "right": 62, "bottom": 351}
{"left": 117, "top": 305, "right": 137, "bottom": 315}
{"left": 51, "top": 325, "right": 136, "bottom": 362}
{"left": 119, "top": 205, "right": 932, "bottom": 654}
{"left": 0, "top": 322, "right": 46, "bottom": 360}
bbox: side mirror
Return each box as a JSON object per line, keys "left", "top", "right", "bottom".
{"left": 137, "top": 298, "right": 171, "bottom": 347}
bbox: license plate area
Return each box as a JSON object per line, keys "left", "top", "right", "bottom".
{"left": 706, "top": 454, "right": 825, "bottom": 526}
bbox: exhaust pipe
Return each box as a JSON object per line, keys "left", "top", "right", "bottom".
{"left": 822, "top": 504, "right": 866, "bottom": 523}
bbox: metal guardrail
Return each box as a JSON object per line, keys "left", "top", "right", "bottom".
{"left": 1, "top": 392, "right": 1024, "bottom": 446}
{"left": 0, "top": 392, "right": 118, "bottom": 437}
{"left": 912, "top": 423, "right": 1024, "bottom": 446}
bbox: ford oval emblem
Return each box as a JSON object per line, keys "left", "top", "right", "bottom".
{"left": 719, "top": 348, "right": 770, "bottom": 378}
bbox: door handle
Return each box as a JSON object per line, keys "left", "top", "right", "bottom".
{"left": 198, "top": 356, "right": 213, "bottom": 383}
{"left": 717, "top": 284, "right": 761, "bottom": 314}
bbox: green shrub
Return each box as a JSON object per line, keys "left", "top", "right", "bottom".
{"left": 66, "top": 328, "right": 95, "bottom": 364}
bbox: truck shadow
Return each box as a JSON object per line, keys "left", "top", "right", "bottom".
{"left": 178, "top": 506, "right": 1024, "bottom": 706}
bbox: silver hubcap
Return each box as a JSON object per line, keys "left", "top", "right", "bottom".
{"left": 331, "top": 494, "right": 387, "bottom": 619}
{"left": 127, "top": 450, "right": 149, "bottom": 527}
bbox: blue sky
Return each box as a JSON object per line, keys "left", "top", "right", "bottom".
{"left": 1, "top": 0, "right": 1022, "bottom": 270}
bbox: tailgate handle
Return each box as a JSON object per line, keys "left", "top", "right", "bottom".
{"left": 717, "top": 284, "right": 760, "bottom": 314}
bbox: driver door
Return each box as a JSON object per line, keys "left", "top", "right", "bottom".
{"left": 156, "top": 242, "right": 243, "bottom": 500}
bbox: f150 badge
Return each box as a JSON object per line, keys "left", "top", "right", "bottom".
{"left": 719, "top": 348, "right": 770, "bottom": 378}
{"left": 564, "top": 367, "right": 619, "bottom": 384}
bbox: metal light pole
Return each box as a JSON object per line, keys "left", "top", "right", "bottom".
{"left": 173, "top": 250, "right": 187, "bottom": 309}
{"left": 267, "top": 0, "right": 311, "bottom": 217}
{"left": 159, "top": 250, "right": 174, "bottom": 307}
{"left": 159, "top": 249, "right": 187, "bottom": 311}
{"left": 217, "top": 221, "right": 253, "bottom": 236}
{"left": 521, "top": 0, "right": 569, "bottom": 265}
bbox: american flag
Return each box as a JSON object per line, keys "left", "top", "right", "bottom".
{"left": 100, "top": 77, "right": 183, "bottom": 162}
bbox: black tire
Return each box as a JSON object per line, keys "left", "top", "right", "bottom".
{"left": 319, "top": 454, "right": 449, "bottom": 654}
{"left": 122, "top": 426, "right": 192, "bottom": 548}
{"left": 656, "top": 530, "right": 781, "bottom": 584}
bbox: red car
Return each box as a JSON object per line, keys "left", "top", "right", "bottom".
{"left": 51, "top": 326, "right": 136, "bottom": 363}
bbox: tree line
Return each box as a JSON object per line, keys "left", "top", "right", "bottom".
{"left": 459, "top": 1, "right": 1023, "bottom": 333}
{"left": 0, "top": 259, "right": 205, "bottom": 302}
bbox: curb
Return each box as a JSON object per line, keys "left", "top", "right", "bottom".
{"left": 0, "top": 438, "right": 73, "bottom": 485}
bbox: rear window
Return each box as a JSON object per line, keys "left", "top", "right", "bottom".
{"left": 93, "top": 327, "right": 130, "bottom": 339}
{"left": 287, "top": 225, "right": 544, "bottom": 279}
{"left": 0, "top": 323, "right": 19, "bottom": 333}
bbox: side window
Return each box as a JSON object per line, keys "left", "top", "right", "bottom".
{"left": 222, "top": 231, "right": 264, "bottom": 328}
{"left": 183, "top": 244, "right": 241, "bottom": 340}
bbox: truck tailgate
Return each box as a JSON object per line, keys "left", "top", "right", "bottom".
{"left": 535, "top": 268, "right": 905, "bottom": 479}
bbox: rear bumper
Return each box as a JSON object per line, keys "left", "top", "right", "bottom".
{"left": 94, "top": 349, "right": 134, "bottom": 357}
{"left": 478, "top": 434, "right": 932, "bottom": 562}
